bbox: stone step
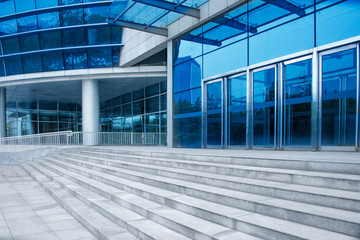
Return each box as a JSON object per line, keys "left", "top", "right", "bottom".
{"left": 64, "top": 150, "right": 360, "bottom": 192}
{"left": 50, "top": 154, "right": 360, "bottom": 213}
{"left": 78, "top": 147, "right": 360, "bottom": 175}
{"left": 21, "top": 163, "right": 139, "bottom": 240}
{"left": 40, "top": 156, "right": 360, "bottom": 237}
{"left": 29, "top": 161, "right": 262, "bottom": 240}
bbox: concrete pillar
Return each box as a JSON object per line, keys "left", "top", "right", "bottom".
{"left": 0, "top": 88, "right": 6, "bottom": 138}
{"left": 167, "top": 40, "right": 174, "bottom": 147}
{"left": 82, "top": 79, "right": 100, "bottom": 145}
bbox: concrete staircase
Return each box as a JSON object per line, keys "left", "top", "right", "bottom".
{"left": 21, "top": 147, "right": 360, "bottom": 240}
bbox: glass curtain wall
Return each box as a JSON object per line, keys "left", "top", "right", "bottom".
{"left": 0, "top": 0, "right": 122, "bottom": 77}
{"left": 173, "top": 0, "right": 360, "bottom": 149}
{"left": 100, "top": 81, "right": 167, "bottom": 145}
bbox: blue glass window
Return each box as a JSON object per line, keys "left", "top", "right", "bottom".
{"left": 203, "top": 39, "right": 247, "bottom": 79}
{"left": 40, "top": 31, "right": 62, "bottom": 49}
{"left": 2, "top": 38, "right": 20, "bottom": 54}
{"left": 111, "top": 27, "right": 122, "bottom": 44}
{"left": 5, "top": 56, "right": 23, "bottom": 75}
{"left": 17, "top": 16, "right": 38, "bottom": 32}
{"left": 64, "top": 50, "right": 87, "bottom": 70}
{"left": 112, "top": 47, "right": 120, "bottom": 67}
{"left": 15, "top": 0, "right": 35, "bottom": 13}
{"left": 36, "top": 0, "right": 58, "bottom": 8}
{"left": 146, "top": 96, "right": 159, "bottom": 113}
{"left": 173, "top": 56, "right": 202, "bottom": 93}
{"left": 60, "top": 0, "right": 82, "bottom": 5}
{"left": 174, "top": 33, "right": 203, "bottom": 65}
{"left": 0, "top": 60, "right": 5, "bottom": 77}
{"left": 160, "top": 94, "right": 167, "bottom": 111}
{"left": 0, "top": 20, "right": 18, "bottom": 35}
{"left": 38, "top": 12, "right": 60, "bottom": 29}
{"left": 22, "top": 54, "right": 42, "bottom": 73}
{"left": 133, "top": 89, "right": 144, "bottom": 101}
{"left": 19, "top": 34, "right": 40, "bottom": 52}
{"left": 87, "top": 48, "right": 112, "bottom": 68}
{"left": 87, "top": 27, "right": 111, "bottom": 45}
{"left": 61, "top": 9, "right": 84, "bottom": 26}
{"left": 146, "top": 84, "right": 159, "bottom": 97}
{"left": 0, "top": 0, "right": 15, "bottom": 16}
{"left": 62, "top": 29, "right": 86, "bottom": 47}
{"left": 42, "top": 52, "right": 64, "bottom": 71}
{"left": 84, "top": 6, "right": 108, "bottom": 24}
{"left": 133, "top": 100, "right": 144, "bottom": 115}
{"left": 316, "top": 0, "right": 360, "bottom": 46}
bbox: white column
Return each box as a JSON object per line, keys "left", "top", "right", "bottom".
{"left": 0, "top": 88, "right": 6, "bottom": 138}
{"left": 167, "top": 40, "right": 174, "bottom": 147}
{"left": 82, "top": 79, "right": 100, "bottom": 145}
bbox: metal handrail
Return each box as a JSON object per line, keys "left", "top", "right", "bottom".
{"left": 0, "top": 131, "right": 167, "bottom": 146}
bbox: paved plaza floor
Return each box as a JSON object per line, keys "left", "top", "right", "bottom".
{"left": 0, "top": 165, "right": 96, "bottom": 240}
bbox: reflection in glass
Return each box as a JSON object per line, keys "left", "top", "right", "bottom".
{"left": 5, "top": 56, "right": 23, "bottom": 75}
{"left": 228, "top": 75, "right": 246, "bottom": 146}
{"left": 19, "top": 34, "right": 40, "bottom": 52}
{"left": 2, "top": 38, "right": 20, "bottom": 54}
{"left": 36, "top": 0, "right": 58, "bottom": 8}
{"left": 133, "top": 100, "right": 144, "bottom": 116}
{"left": 253, "top": 68, "right": 275, "bottom": 147}
{"left": 17, "top": 16, "right": 38, "bottom": 32}
{"left": 173, "top": 57, "right": 202, "bottom": 93}
{"left": 42, "top": 52, "right": 64, "bottom": 71}
{"left": 0, "top": 0, "right": 15, "bottom": 15}
{"left": 0, "top": 20, "right": 18, "bottom": 35}
{"left": 62, "top": 29, "right": 86, "bottom": 47}
{"left": 87, "top": 48, "right": 112, "bottom": 68}
{"left": 87, "top": 27, "right": 111, "bottom": 45}
{"left": 61, "top": 9, "right": 84, "bottom": 26}
{"left": 84, "top": 7, "right": 108, "bottom": 23}
{"left": 40, "top": 32, "right": 62, "bottom": 49}
{"left": 321, "top": 48, "right": 357, "bottom": 146}
{"left": 22, "top": 54, "right": 42, "bottom": 73}
{"left": 146, "top": 114, "right": 159, "bottom": 133}
{"left": 15, "top": 0, "right": 35, "bottom": 13}
{"left": 284, "top": 59, "right": 312, "bottom": 146}
{"left": 146, "top": 96, "right": 159, "bottom": 113}
{"left": 64, "top": 50, "right": 87, "bottom": 70}
{"left": 38, "top": 12, "right": 60, "bottom": 29}
{"left": 207, "top": 81, "right": 222, "bottom": 146}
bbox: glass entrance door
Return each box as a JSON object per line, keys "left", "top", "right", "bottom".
{"left": 205, "top": 80, "right": 224, "bottom": 147}
{"left": 321, "top": 47, "right": 357, "bottom": 147}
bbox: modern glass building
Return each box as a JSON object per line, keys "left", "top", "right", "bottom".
{"left": 0, "top": 0, "right": 359, "bottom": 151}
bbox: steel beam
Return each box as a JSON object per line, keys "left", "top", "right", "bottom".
{"left": 213, "top": 17, "right": 257, "bottom": 34}
{"left": 182, "top": 34, "right": 221, "bottom": 47}
{"left": 263, "top": 0, "right": 305, "bottom": 16}
{"left": 107, "top": 18, "right": 168, "bottom": 36}
{"left": 132, "top": 0, "right": 200, "bottom": 18}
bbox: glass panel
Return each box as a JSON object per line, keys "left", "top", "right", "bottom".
{"left": 146, "top": 96, "right": 159, "bottom": 113}
{"left": 160, "top": 81, "right": 167, "bottom": 93}
{"left": 60, "top": 0, "right": 82, "bottom": 5}
{"left": 133, "top": 115, "right": 144, "bottom": 133}
{"left": 87, "top": 48, "right": 112, "bottom": 68}
{"left": 111, "top": 27, "right": 122, "bottom": 44}
{"left": 174, "top": 88, "right": 202, "bottom": 148}
{"left": 21, "top": 122, "right": 38, "bottom": 135}
{"left": 5, "top": 56, "right": 23, "bottom": 75}
{"left": 61, "top": 9, "right": 84, "bottom": 26}
{"left": 17, "top": 16, "right": 38, "bottom": 32}
{"left": 253, "top": 67, "right": 276, "bottom": 147}
{"left": 112, "top": 47, "right": 120, "bottom": 67}
{"left": 42, "top": 52, "right": 64, "bottom": 71}
{"left": 146, "top": 83, "right": 159, "bottom": 97}
{"left": 87, "top": 27, "right": 111, "bottom": 45}
{"left": 146, "top": 114, "right": 159, "bottom": 134}
{"left": 284, "top": 59, "right": 312, "bottom": 146}
{"left": 19, "top": 101, "right": 37, "bottom": 109}
{"left": 38, "top": 12, "right": 60, "bottom": 29}
{"left": 203, "top": 39, "right": 247, "bottom": 79}
{"left": 64, "top": 50, "right": 87, "bottom": 70}
{"left": 321, "top": 48, "right": 357, "bottom": 146}
{"left": 2, "top": 38, "right": 20, "bottom": 54}
{"left": 174, "top": 30, "right": 203, "bottom": 65}
{"left": 133, "top": 89, "right": 144, "bottom": 101}
{"left": 36, "top": 0, "right": 58, "bottom": 8}
{"left": 22, "top": 54, "right": 42, "bottom": 73}
{"left": 122, "top": 93, "right": 131, "bottom": 104}
{"left": 228, "top": 75, "right": 246, "bottom": 146}
{"left": 40, "top": 31, "right": 62, "bottom": 49}
{"left": 133, "top": 100, "right": 144, "bottom": 116}
{"left": 207, "top": 81, "right": 222, "bottom": 146}
{"left": 317, "top": 0, "right": 360, "bottom": 46}
{"left": 160, "top": 94, "right": 167, "bottom": 111}
{"left": 62, "top": 29, "right": 86, "bottom": 47}
{"left": 0, "top": 0, "right": 15, "bottom": 15}
{"left": 19, "top": 34, "right": 40, "bottom": 52}
{"left": 0, "top": 20, "right": 18, "bottom": 35}
{"left": 39, "top": 101, "right": 57, "bottom": 110}
{"left": 0, "top": 60, "right": 5, "bottom": 77}
{"left": 15, "top": 0, "right": 35, "bottom": 12}
{"left": 84, "top": 6, "right": 108, "bottom": 23}
{"left": 173, "top": 56, "right": 202, "bottom": 93}
{"left": 39, "top": 122, "right": 58, "bottom": 133}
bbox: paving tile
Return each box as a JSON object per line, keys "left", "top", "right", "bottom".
{"left": 13, "top": 231, "right": 59, "bottom": 240}
{"left": 47, "top": 218, "right": 84, "bottom": 232}
{"left": 0, "top": 227, "right": 13, "bottom": 240}
{"left": 55, "top": 228, "right": 95, "bottom": 240}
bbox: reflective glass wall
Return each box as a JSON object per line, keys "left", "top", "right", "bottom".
{"left": 0, "top": 0, "right": 122, "bottom": 76}
{"left": 100, "top": 81, "right": 167, "bottom": 145}
{"left": 173, "top": 0, "right": 360, "bottom": 149}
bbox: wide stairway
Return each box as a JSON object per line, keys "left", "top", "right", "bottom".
{"left": 21, "top": 147, "right": 360, "bottom": 240}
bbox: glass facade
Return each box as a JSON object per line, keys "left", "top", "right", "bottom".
{"left": 100, "top": 81, "right": 167, "bottom": 145}
{"left": 0, "top": 0, "right": 122, "bottom": 77}
{"left": 173, "top": 0, "right": 360, "bottom": 150}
